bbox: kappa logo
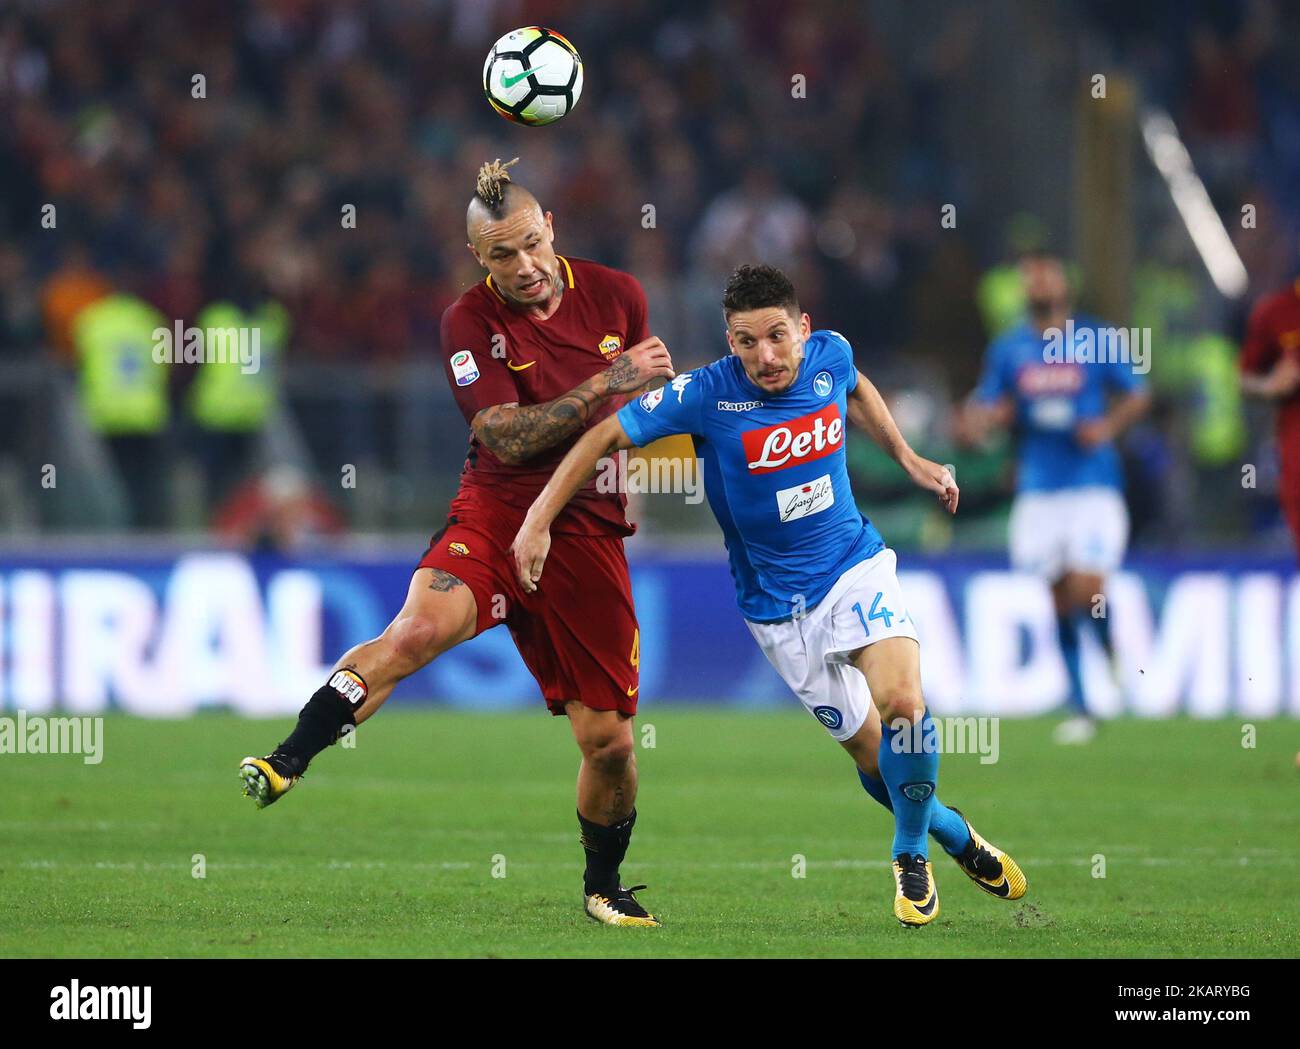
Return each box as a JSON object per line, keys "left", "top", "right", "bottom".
{"left": 813, "top": 370, "right": 833, "bottom": 398}
{"left": 742, "top": 404, "right": 844, "bottom": 473}
{"left": 450, "top": 349, "right": 479, "bottom": 387}
{"left": 718, "top": 399, "right": 762, "bottom": 412}
{"left": 448, "top": 541, "right": 470, "bottom": 557}
{"left": 813, "top": 705, "right": 843, "bottom": 730}
{"left": 671, "top": 372, "right": 693, "bottom": 403}
{"left": 598, "top": 334, "right": 623, "bottom": 360}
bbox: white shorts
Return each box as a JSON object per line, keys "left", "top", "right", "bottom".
{"left": 745, "top": 548, "right": 919, "bottom": 742}
{"left": 1008, "top": 486, "right": 1128, "bottom": 579}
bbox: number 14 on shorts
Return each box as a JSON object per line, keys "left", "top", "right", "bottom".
{"left": 852, "top": 592, "right": 896, "bottom": 636}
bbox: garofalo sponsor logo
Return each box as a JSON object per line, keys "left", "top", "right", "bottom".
{"left": 50, "top": 981, "right": 151, "bottom": 1029}
{"left": 0, "top": 710, "right": 103, "bottom": 765}
{"left": 775, "top": 474, "right": 834, "bottom": 522}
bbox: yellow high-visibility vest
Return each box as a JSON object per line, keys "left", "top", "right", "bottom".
{"left": 73, "top": 294, "right": 169, "bottom": 435}
{"left": 188, "top": 300, "right": 289, "bottom": 432}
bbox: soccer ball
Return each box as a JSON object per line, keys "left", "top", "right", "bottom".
{"left": 483, "top": 26, "right": 583, "bottom": 126}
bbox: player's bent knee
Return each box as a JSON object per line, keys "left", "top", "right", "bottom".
{"left": 580, "top": 731, "right": 635, "bottom": 773}
{"left": 875, "top": 687, "right": 925, "bottom": 728}
{"left": 385, "top": 614, "right": 451, "bottom": 673}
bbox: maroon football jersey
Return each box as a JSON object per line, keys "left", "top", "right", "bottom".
{"left": 1242, "top": 279, "right": 1300, "bottom": 474}
{"left": 440, "top": 255, "right": 649, "bottom": 536}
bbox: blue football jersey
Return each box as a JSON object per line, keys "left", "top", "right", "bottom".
{"left": 617, "top": 330, "right": 884, "bottom": 623}
{"left": 974, "top": 316, "right": 1147, "bottom": 492}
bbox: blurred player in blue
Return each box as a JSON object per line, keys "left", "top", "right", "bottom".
{"left": 512, "top": 264, "right": 1026, "bottom": 927}
{"left": 960, "top": 251, "right": 1150, "bottom": 744}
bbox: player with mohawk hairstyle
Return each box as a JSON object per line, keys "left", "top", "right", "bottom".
{"left": 240, "top": 158, "right": 675, "bottom": 928}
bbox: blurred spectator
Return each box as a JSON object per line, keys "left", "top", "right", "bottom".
{"left": 213, "top": 464, "right": 346, "bottom": 552}
{"left": 71, "top": 291, "right": 169, "bottom": 527}
{"left": 41, "top": 242, "right": 111, "bottom": 362}
{"left": 0, "top": 0, "right": 1295, "bottom": 547}
{"left": 187, "top": 285, "right": 290, "bottom": 511}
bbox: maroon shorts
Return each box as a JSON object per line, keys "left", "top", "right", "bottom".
{"left": 418, "top": 490, "right": 640, "bottom": 717}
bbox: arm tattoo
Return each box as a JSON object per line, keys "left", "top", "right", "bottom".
{"left": 427, "top": 569, "right": 466, "bottom": 592}
{"left": 473, "top": 376, "right": 604, "bottom": 465}
{"left": 601, "top": 353, "right": 642, "bottom": 394}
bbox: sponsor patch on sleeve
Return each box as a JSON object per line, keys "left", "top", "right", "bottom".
{"left": 451, "top": 349, "right": 480, "bottom": 386}
{"left": 639, "top": 387, "right": 664, "bottom": 412}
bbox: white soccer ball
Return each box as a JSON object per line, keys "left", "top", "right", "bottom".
{"left": 483, "top": 26, "right": 583, "bottom": 127}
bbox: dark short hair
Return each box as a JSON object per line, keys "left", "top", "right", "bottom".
{"left": 722, "top": 264, "right": 800, "bottom": 319}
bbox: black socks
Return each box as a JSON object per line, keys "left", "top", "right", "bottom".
{"left": 273, "top": 677, "right": 362, "bottom": 776}
{"left": 579, "top": 808, "right": 637, "bottom": 896}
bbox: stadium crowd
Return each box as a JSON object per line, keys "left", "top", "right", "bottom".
{"left": 0, "top": 0, "right": 1297, "bottom": 550}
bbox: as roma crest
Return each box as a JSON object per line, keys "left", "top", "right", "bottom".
{"left": 598, "top": 334, "right": 623, "bottom": 361}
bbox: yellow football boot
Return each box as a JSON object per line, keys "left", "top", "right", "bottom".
{"left": 584, "top": 884, "right": 662, "bottom": 927}
{"left": 892, "top": 853, "right": 940, "bottom": 927}
{"left": 949, "top": 808, "right": 1027, "bottom": 900}
{"left": 239, "top": 755, "right": 300, "bottom": 809}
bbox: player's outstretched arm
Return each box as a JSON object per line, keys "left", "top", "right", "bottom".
{"left": 1240, "top": 355, "right": 1300, "bottom": 399}
{"left": 848, "top": 369, "right": 959, "bottom": 514}
{"left": 511, "top": 415, "right": 638, "bottom": 592}
{"left": 472, "top": 337, "right": 673, "bottom": 464}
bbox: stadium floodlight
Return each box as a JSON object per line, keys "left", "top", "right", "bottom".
{"left": 1139, "top": 106, "right": 1250, "bottom": 299}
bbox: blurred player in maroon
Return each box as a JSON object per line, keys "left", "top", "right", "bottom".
{"left": 1240, "top": 276, "right": 1300, "bottom": 559}
{"left": 240, "top": 159, "right": 673, "bottom": 927}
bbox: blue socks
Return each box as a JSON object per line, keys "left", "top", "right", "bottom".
{"left": 1056, "top": 612, "right": 1088, "bottom": 715}
{"left": 1083, "top": 606, "right": 1115, "bottom": 660}
{"left": 858, "top": 767, "right": 971, "bottom": 856}
{"left": 876, "top": 710, "right": 943, "bottom": 859}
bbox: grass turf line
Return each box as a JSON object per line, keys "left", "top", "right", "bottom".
{"left": 0, "top": 710, "right": 1297, "bottom": 958}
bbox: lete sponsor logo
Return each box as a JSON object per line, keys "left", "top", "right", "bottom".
{"left": 451, "top": 350, "right": 480, "bottom": 386}
{"left": 775, "top": 474, "right": 835, "bottom": 522}
{"left": 743, "top": 404, "right": 844, "bottom": 473}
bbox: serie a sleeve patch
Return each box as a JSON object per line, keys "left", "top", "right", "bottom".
{"left": 450, "top": 349, "right": 480, "bottom": 386}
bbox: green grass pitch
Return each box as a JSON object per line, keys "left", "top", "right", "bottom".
{"left": 1, "top": 709, "right": 1297, "bottom": 958}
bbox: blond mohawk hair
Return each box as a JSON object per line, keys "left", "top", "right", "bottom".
{"left": 475, "top": 157, "right": 520, "bottom": 210}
